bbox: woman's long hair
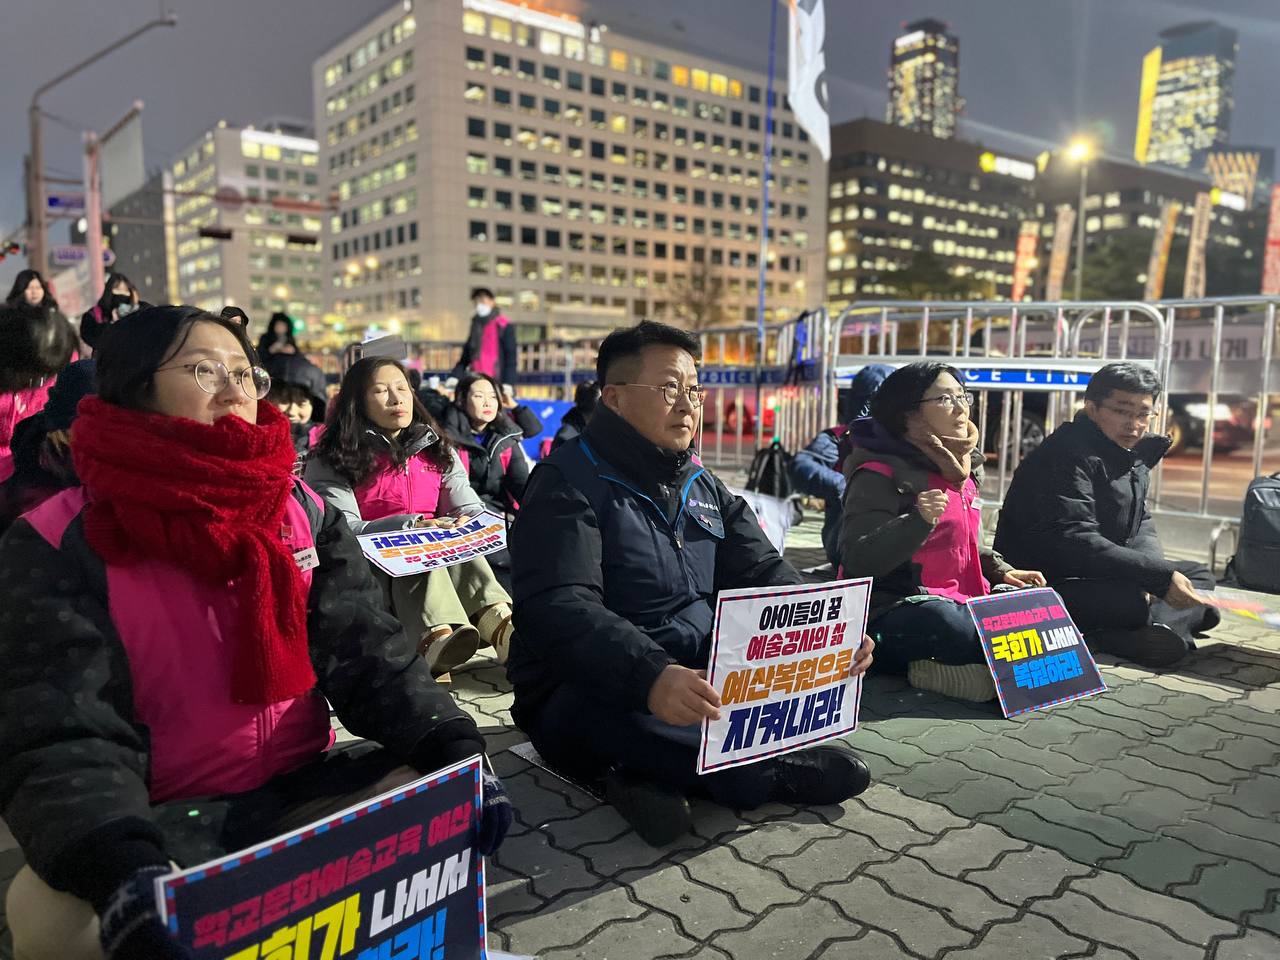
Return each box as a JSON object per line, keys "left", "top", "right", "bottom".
{"left": 0, "top": 303, "right": 77, "bottom": 393}
{"left": 6, "top": 269, "right": 58, "bottom": 311}
{"left": 96, "top": 272, "right": 138, "bottom": 312}
{"left": 314, "top": 357, "right": 454, "bottom": 486}
{"left": 869, "top": 361, "right": 966, "bottom": 438}
{"left": 453, "top": 371, "right": 512, "bottom": 436}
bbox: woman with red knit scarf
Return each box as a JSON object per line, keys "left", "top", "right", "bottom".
{"left": 0, "top": 306, "right": 512, "bottom": 960}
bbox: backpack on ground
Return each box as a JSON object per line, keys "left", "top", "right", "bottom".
{"left": 745, "top": 439, "right": 794, "bottom": 499}
{"left": 1225, "top": 472, "right": 1280, "bottom": 593}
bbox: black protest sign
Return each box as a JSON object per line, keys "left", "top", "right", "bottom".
{"left": 967, "top": 587, "right": 1106, "bottom": 718}
{"left": 157, "top": 757, "right": 486, "bottom": 960}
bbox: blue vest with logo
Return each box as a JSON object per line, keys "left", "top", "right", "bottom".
{"left": 550, "top": 437, "right": 728, "bottom": 666}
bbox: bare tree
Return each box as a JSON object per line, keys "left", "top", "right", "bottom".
{"left": 670, "top": 249, "right": 727, "bottom": 330}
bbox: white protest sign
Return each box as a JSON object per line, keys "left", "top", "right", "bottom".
{"left": 698, "top": 578, "right": 871, "bottom": 775}
{"left": 358, "top": 510, "right": 507, "bottom": 577}
{"left": 728, "top": 486, "right": 794, "bottom": 555}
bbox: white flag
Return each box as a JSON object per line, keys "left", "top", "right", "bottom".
{"left": 785, "top": 0, "right": 831, "bottom": 160}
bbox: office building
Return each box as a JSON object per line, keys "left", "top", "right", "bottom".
{"left": 1134, "top": 21, "right": 1238, "bottom": 170}
{"left": 886, "top": 19, "right": 962, "bottom": 141}
{"left": 169, "top": 121, "right": 325, "bottom": 333}
{"left": 105, "top": 171, "right": 176, "bottom": 304}
{"left": 312, "top": 0, "right": 826, "bottom": 342}
{"left": 824, "top": 118, "right": 1037, "bottom": 307}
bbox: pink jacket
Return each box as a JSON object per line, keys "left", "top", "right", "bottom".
{"left": 856, "top": 461, "right": 990, "bottom": 602}
{"left": 0, "top": 381, "right": 57, "bottom": 483}
{"left": 24, "top": 486, "right": 333, "bottom": 804}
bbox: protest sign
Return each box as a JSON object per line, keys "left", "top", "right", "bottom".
{"left": 157, "top": 757, "right": 486, "bottom": 960}
{"left": 698, "top": 578, "right": 871, "bottom": 775}
{"left": 727, "top": 486, "right": 795, "bottom": 555}
{"left": 359, "top": 511, "right": 506, "bottom": 577}
{"left": 967, "top": 588, "right": 1106, "bottom": 718}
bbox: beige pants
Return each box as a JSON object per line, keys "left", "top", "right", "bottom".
{"left": 7, "top": 866, "right": 102, "bottom": 960}
{"left": 379, "top": 556, "right": 509, "bottom": 639}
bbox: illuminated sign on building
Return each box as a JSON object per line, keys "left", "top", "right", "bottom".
{"left": 979, "top": 152, "right": 1036, "bottom": 182}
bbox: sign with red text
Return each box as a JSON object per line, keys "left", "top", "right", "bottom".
{"left": 967, "top": 588, "right": 1105, "bottom": 718}
{"left": 698, "top": 578, "right": 871, "bottom": 775}
{"left": 358, "top": 511, "right": 506, "bottom": 577}
{"left": 156, "top": 757, "right": 486, "bottom": 960}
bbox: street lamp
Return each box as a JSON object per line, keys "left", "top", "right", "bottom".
{"left": 1066, "top": 137, "right": 1094, "bottom": 301}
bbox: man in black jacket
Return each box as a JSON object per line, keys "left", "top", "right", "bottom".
{"left": 508, "top": 320, "right": 874, "bottom": 846}
{"left": 994, "top": 362, "right": 1217, "bottom": 667}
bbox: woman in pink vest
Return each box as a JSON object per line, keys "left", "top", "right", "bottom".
{"left": 0, "top": 307, "right": 510, "bottom": 960}
{"left": 839, "top": 362, "right": 1045, "bottom": 702}
{"left": 0, "top": 301, "right": 78, "bottom": 483}
{"left": 306, "top": 358, "right": 514, "bottom": 677}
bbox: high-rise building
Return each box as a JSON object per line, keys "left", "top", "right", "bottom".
{"left": 105, "top": 171, "right": 176, "bottom": 304}
{"left": 169, "top": 121, "right": 325, "bottom": 333}
{"left": 825, "top": 118, "right": 1037, "bottom": 307}
{"left": 1134, "top": 21, "right": 1238, "bottom": 170}
{"left": 1204, "top": 147, "right": 1274, "bottom": 209}
{"left": 312, "top": 0, "right": 826, "bottom": 343}
{"left": 886, "top": 19, "right": 962, "bottom": 141}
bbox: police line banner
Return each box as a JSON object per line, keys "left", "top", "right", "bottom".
{"left": 157, "top": 756, "right": 487, "bottom": 960}
{"left": 358, "top": 511, "right": 507, "bottom": 577}
{"left": 698, "top": 578, "right": 871, "bottom": 775}
{"left": 967, "top": 588, "right": 1105, "bottom": 718}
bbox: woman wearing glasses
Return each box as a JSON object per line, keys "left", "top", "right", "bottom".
{"left": 0, "top": 307, "right": 509, "bottom": 960}
{"left": 839, "top": 361, "right": 1045, "bottom": 702}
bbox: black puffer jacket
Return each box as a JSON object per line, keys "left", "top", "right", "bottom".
{"left": 439, "top": 405, "right": 532, "bottom": 511}
{"left": 507, "top": 405, "right": 801, "bottom": 727}
{"left": 994, "top": 414, "right": 1176, "bottom": 596}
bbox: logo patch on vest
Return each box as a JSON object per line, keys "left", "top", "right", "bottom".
{"left": 688, "top": 497, "right": 720, "bottom": 512}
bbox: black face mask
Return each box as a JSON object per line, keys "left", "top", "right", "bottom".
{"left": 110, "top": 292, "right": 135, "bottom": 315}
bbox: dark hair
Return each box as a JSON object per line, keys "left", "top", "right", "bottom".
{"left": 6, "top": 270, "right": 58, "bottom": 311}
{"left": 257, "top": 313, "right": 299, "bottom": 352}
{"left": 267, "top": 381, "right": 313, "bottom": 409}
{"left": 454, "top": 372, "right": 505, "bottom": 429}
{"left": 470, "top": 287, "right": 495, "bottom": 301}
{"left": 407, "top": 367, "right": 423, "bottom": 392}
{"left": 221, "top": 305, "right": 250, "bottom": 328}
{"left": 1084, "top": 361, "right": 1162, "bottom": 405}
{"left": 94, "top": 304, "right": 257, "bottom": 411}
{"left": 313, "top": 357, "right": 453, "bottom": 485}
{"left": 97, "top": 273, "right": 138, "bottom": 311}
{"left": 574, "top": 379, "right": 601, "bottom": 413}
{"left": 870, "top": 361, "right": 965, "bottom": 437}
{"left": 596, "top": 319, "right": 701, "bottom": 385}
{"left": 0, "top": 303, "right": 78, "bottom": 393}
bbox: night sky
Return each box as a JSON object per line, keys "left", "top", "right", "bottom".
{"left": 3, "top": 0, "right": 1278, "bottom": 293}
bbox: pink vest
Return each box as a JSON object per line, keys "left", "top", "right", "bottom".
{"left": 473, "top": 314, "right": 509, "bottom": 379}
{"left": 0, "top": 381, "right": 57, "bottom": 483}
{"left": 24, "top": 487, "right": 333, "bottom": 804}
{"left": 856, "top": 461, "right": 990, "bottom": 602}
{"left": 353, "top": 453, "right": 448, "bottom": 521}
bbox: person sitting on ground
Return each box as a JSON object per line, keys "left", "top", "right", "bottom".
{"left": 839, "top": 361, "right": 1046, "bottom": 702}
{"left": 306, "top": 358, "right": 515, "bottom": 674}
{"left": 994, "top": 361, "right": 1217, "bottom": 667}
{"left": 439, "top": 372, "right": 536, "bottom": 514}
{"left": 0, "top": 302, "right": 78, "bottom": 483}
{"left": 261, "top": 348, "right": 330, "bottom": 458}
{"left": 791, "top": 363, "right": 893, "bottom": 569}
{"left": 79, "top": 273, "right": 141, "bottom": 350}
{"left": 551, "top": 379, "right": 601, "bottom": 451}
{"left": 256, "top": 311, "right": 298, "bottom": 356}
{"left": 508, "top": 319, "right": 876, "bottom": 847}
{"left": 0, "top": 306, "right": 510, "bottom": 960}
{"left": 0, "top": 358, "right": 96, "bottom": 533}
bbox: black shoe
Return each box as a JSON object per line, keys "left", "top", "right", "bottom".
{"left": 603, "top": 768, "right": 692, "bottom": 846}
{"left": 1196, "top": 606, "right": 1221, "bottom": 636}
{"left": 771, "top": 746, "right": 872, "bottom": 805}
{"left": 1085, "top": 623, "right": 1190, "bottom": 667}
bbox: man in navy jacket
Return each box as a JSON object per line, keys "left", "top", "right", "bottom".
{"left": 508, "top": 320, "right": 874, "bottom": 845}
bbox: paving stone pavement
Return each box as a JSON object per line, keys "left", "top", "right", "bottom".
{"left": 1, "top": 520, "right": 1278, "bottom": 959}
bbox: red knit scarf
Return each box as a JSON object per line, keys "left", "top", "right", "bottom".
{"left": 71, "top": 397, "right": 315, "bottom": 704}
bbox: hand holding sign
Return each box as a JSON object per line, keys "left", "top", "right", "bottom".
{"left": 648, "top": 665, "right": 721, "bottom": 725}
{"left": 916, "top": 489, "right": 949, "bottom": 525}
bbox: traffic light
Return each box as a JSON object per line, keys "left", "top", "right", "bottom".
{"left": 0, "top": 241, "right": 19, "bottom": 263}
{"left": 199, "top": 226, "right": 233, "bottom": 241}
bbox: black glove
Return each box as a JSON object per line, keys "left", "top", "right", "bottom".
{"left": 478, "top": 771, "right": 513, "bottom": 855}
{"left": 98, "top": 865, "right": 191, "bottom": 960}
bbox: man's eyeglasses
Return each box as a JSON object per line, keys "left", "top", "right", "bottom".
{"left": 1100, "top": 404, "right": 1154, "bottom": 425}
{"left": 914, "top": 391, "right": 976, "bottom": 411}
{"left": 155, "top": 359, "right": 272, "bottom": 400}
{"left": 614, "top": 382, "right": 707, "bottom": 407}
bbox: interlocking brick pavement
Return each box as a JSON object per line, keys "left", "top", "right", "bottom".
{"left": 2, "top": 520, "right": 1278, "bottom": 959}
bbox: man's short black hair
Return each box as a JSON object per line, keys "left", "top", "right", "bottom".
{"left": 1084, "top": 362, "right": 1162, "bottom": 405}
{"left": 596, "top": 320, "right": 701, "bottom": 385}
{"left": 470, "top": 287, "right": 495, "bottom": 301}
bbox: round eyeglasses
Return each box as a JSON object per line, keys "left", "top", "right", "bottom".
{"left": 155, "top": 359, "right": 272, "bottom": 400}
{"left": 915, "top": 391, "right": 976, "bottom": 411}
{"left": 613, "top": 382, "right": 707, "bottom": 407}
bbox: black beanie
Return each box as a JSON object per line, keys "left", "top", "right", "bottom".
{"left": 43, "top": 359, "right": 97, "bottom": 432}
